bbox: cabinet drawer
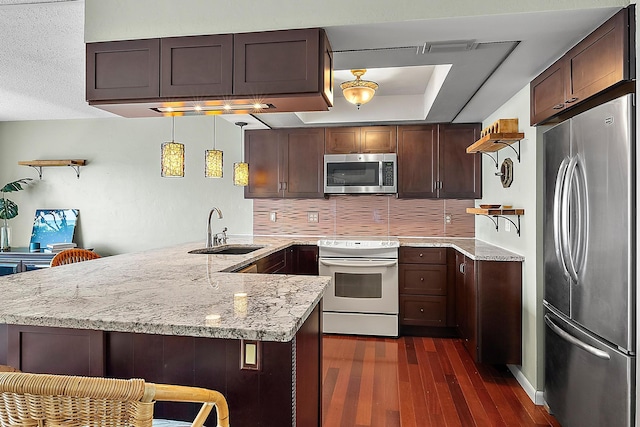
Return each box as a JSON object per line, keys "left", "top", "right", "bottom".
{"left": 400, "top": 296, "right": 447, "bottom": 327}
{"left": 399, "top": 264, "right": 447, "bottom": 295}
{"left": 399, "top": 247, "right": 446, "bottom": 264}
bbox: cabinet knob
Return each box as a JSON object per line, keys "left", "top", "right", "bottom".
{"left": 419, "top": 253, "right": 423, "bottom": 257}
{"left": 420, "top": 308, "right": 424, "bottom": 313}
{"left": 420, "top": 277, "right": 424, "bottom": 282}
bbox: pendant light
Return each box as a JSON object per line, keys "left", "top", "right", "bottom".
{"left": 161, "top": 115, "right": 185, "bottom": 177}
{"left": 340, "top": 69, "right": 379, "bottom": 109}
{"left": 205, "top": 116, "right": 223, "bottom": 178}
{"left": 233, "top": 122, "right": 249, "bottom": 187}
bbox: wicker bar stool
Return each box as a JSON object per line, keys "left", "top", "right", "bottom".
{"left": 0, "top": 372, "right": 229, "bottom": 427}
{"left": 50, "top": 248, "right": 101, "bottom": 267}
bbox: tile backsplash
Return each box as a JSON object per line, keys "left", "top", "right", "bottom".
{"left": 253, "top": 196, "right": 474, "bottom": 237}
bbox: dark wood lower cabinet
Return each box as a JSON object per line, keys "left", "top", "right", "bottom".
{"left": 455, "top": 255, "right": 522, "bottom": 365}
{"left": 0, "top": 305, "right": 322, "bottom": 427}
{"left": 284, "top": 245, "right": 319, "bottom": 275}
{"left": 401, "top": 246, "right": 522, "bottom": 365}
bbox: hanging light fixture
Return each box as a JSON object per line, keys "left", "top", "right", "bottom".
{"left": 233, "top": 122, "right": 249, "bottom": 187}
{"left": 161, "top": 115, "right": 185, "bottom": 177}
{"left": 205, "top": 116, "right": 223, "bottom": 178}
{"left": 340, "top": 69, "right": 379, "bottom": 109}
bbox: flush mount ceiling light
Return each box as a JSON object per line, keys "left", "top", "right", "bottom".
{"left": 205, "top": 116, "right": 223, "bottom": 178}
{"left": 340, "top": 69, "right": 379, "bottom": 109}
{"left": 161, "top": 115, "right": 184, "bottom": 178}
{"left": 233, "top": 122, "right": 249, "bottom": 187}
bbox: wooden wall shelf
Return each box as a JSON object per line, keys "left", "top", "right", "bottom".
{"left": 467, "top": 118, "right": 524, "bottom": 168}
{"left": 466, "top": 133, "right": 525, "bottom": 153}
{"left": 467, "top": 207, "right": 525, "bottom": 236}
{"left": 18, "top": 160, "right": 86, "bottom": 179}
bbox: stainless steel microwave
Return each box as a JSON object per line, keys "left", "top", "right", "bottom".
{"left": 324, "top": 153, "right": 397, "bottom": 194}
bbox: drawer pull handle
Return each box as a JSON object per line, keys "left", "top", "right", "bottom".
{"left": 552, "top": 103, "right": 565, "bottom": 110}
{"left": 565, "top": 97, "right": 579, "bottom": 104}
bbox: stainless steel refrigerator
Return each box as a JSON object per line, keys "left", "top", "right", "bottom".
{"left": 543, "top": 94, "right": 635, "bottom": 427}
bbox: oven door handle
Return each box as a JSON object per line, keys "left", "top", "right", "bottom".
{"left": 319, "top": 259, "right": 398, "bottom": 268}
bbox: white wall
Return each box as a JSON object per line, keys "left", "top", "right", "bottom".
{"left": 0, "top": 116, "right": 252, "bottom": 255}
{"left": 85, "top": 0, "right": 627, "bottom": 42}
{"left": 477, "top": 86, "right": 544, "bottom": 398}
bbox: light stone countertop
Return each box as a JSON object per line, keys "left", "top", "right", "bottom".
{"left": 0, "top": 236, "right": 522, "bottom": 342}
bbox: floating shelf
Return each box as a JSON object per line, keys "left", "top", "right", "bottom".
{"left": 467, "top": 207, "right": 525, "bottom": 236}
{"left": 18, "top": 160, "right": 86, "bottom": 179}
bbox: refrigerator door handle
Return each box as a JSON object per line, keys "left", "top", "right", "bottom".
{"left": 570, "top": 158, "right": 588, "bottom": 275}
{"left": 561, "top": 156, "right": 580, "bottom": 283}
{"left": 553, "top": 157, "right": 571, "bottom": 278}
{"left": 544, "top": 314, "right": 611, "bottom": 360}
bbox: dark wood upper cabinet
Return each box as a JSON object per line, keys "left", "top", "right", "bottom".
{"left": 244, "top": 128, "right": 324, "bottom": 199}
{"left": 87, "top": 28, "right": 333, "bottom": 115}
{"left": 86, "top": 39, "right": 160, "bottom": 101}
{"left": 530, "top": 6, "right": 632, "bottom": 125}
{"left": 244, "top": 130, "right": 281, "bottom": 198}
{"left": 325, "top": 126, "right": 396, "bottom": 154}
{"left": 234, "top": 28, "right": 321, "bottom": 95}
{"left": 397, "top": 124, "right": 480, "bottom": 199}
{"left": 438, "top": 123, "right": 481, "bottom": 199}
{"left": 160, "top": 35, "right": 233, "bottom": 97}
{"left": 530, "top": 59, "right": 567, "bottom": 126}
{"left": 397, "top": 125, "right": 437, "bottom": 198}
{"left": 361, "top": 126, "right": 397, "bottom": 153}
{"left": 565, "top": 8, "right": 629, "bottom": 103}
{"left": 281, "top": 128, "right": 325, "bottom": 198}
{"left": 324, "top": 127, "right": 360, "bottom": 153}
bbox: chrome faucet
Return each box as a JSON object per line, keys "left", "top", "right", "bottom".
{"left": 206, "top": 207, "right": 224, "bottom": 248}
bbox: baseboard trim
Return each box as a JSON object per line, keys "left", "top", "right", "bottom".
{"left": 507, "top": 364, "right": 545, "bottom": 405}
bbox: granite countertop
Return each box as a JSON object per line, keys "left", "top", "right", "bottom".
{"left": 396, "top": 238, "right": 524, "bottom": 261}
{"left": 0, "top": 236, "right": 521, "bottom": 343}
{"left": 0, "top": 238, "right": 329, "bottom": 343}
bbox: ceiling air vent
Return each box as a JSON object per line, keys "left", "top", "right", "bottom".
{"left": 418, "top": 40, "right": 479, "bottom": 54}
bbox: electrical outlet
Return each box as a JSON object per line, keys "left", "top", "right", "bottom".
{"left": 270, "top": 211, "right": 277, "bottom": 222}
{"left": 505, "top": 220, "right": 511, "bottom": 232}
{"left": 307, "top": 211, "right": 319, "bottom": 223}
{"left": 445, "top": 214, "right": 452, "bottom": 224}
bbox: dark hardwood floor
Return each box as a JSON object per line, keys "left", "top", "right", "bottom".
{"left": 322, "top": 335, "right": 561, "bottom": 427}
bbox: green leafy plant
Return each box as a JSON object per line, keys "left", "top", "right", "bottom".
{"left": 0, "top": 178, "right": 33, "bottom": 229}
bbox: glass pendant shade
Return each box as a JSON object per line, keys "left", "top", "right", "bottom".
{"left": 205, "top": 149, "right": 223, "bottom": 178}
{"left": 233, "top": 162, "right": 249, "bottom": 186}
{"left": 161, "top": 141, "right": 185, "bottom": 177}
{"left": 340, "top": 69, "right": 378, "bottom": 108}
{"left": 233, "top": 121, "right": 249, "bottom": 186}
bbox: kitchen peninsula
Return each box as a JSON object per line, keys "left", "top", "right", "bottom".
{"left": 0, "top": 236, "right": 523, "bottom": 427}
{"left": 0, "top": 238, "right": 331, "bottom": 427}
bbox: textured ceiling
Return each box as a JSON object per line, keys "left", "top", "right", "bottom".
{"left": 0, "top": 0, "right": 624, "bottom": 126}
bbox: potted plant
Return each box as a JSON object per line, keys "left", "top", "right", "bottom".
{"left": 0, "top": 178, "right": 32, "bottom": 251}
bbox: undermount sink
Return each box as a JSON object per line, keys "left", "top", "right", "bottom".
{"left": 188, "top": 245, "right": 265, "bottom": 255}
